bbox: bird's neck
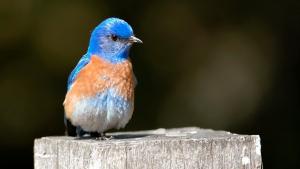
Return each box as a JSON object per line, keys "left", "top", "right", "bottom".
{"left": 87, "top": 48, "right": 130, "bottom": 64}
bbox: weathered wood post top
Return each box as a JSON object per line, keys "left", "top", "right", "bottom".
{"left": 34, "top": 127, "right": 262, "bottom": 169}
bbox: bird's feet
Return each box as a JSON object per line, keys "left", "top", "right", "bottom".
{"left": 96, "top": 133, "right": 113, "bottom": 140}
{"left": 74, "top": 129, "right": 113, "bottom": 140}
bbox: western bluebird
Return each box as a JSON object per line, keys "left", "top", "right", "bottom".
{"left": 63, "top": 17, "right": 142, "bottom": 138}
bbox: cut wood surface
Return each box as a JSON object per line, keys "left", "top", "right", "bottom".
{"left": 34, "top": 127, "right": 262, "bottom": 169}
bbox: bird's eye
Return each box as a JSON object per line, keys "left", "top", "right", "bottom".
{"left": 111, "top": 34, "right": 118, "bottom": 41}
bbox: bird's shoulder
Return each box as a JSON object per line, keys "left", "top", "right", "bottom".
{"left": 67, "top": 54, "right": 91, "bottom": 90}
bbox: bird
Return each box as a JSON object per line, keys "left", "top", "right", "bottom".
{"left": 63, "top": 17, "right": 142, "bottom": 138}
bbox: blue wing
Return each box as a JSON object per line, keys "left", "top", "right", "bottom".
{"left": 67, "top": 54, "right": 91, "bottom": 91}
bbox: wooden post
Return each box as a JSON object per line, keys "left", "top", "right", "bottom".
{"left": 34, "top": 127, "right": 262, "bottom": 169}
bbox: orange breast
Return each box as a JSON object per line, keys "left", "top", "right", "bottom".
{"left": 64, "top": 55, "right": 135, "bottom": 119}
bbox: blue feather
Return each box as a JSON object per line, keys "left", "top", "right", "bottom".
{"left": 87, "top": 17, "right": 134, "bottom": 63}
{"left": 67, "top": 54, "right": 91, "bottom": 90}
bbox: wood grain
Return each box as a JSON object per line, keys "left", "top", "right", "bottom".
{"left": 34, "top": 127, "right": 262, "bottom": 169}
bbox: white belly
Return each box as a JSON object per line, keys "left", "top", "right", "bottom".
{"left": 71, "top": 89, "right": 134, "bottom": 133}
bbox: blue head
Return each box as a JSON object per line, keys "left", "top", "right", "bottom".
{"left": 87, "top": 17, "right": 142, "bottom": 63}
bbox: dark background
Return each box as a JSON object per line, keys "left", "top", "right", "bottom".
{"left": 1, "top": 0, "right": 299, "bottom": 168}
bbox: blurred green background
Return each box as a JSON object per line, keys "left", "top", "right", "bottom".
{"left": 1, "top": 0, "right": 299, "bottom": 168}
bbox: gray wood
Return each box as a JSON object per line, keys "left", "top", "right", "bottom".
{"left": 34, "top": 127, "right": 262, "bottom": 169}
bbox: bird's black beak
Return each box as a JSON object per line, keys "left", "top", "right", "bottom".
{"left": 128, "top": 36, "right": 143, "bottom": 44}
